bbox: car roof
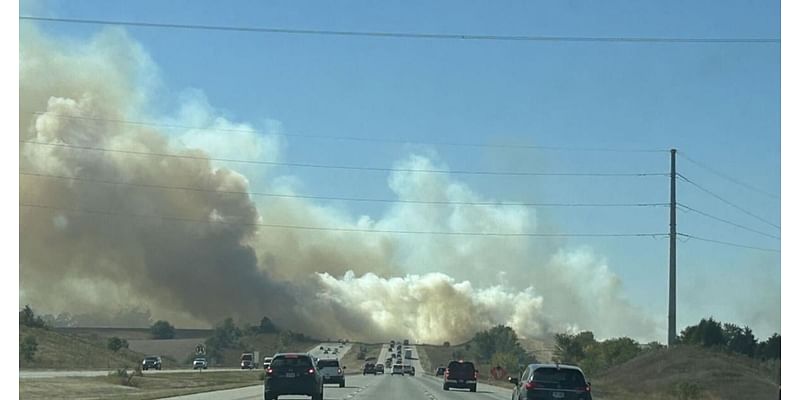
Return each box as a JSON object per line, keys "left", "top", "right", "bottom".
{"left": 273, "top": 352, "right": 312, "bottom": 358}
{"left": 526, "top": 363, "right": 585, "bottom": 373}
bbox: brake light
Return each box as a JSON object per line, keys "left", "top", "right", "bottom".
{"left": 473, "top": 371, "right": 478, "bottom": 379}
{"left": 444, "top": 368, "right": 449, "bottom": 378}
{"left": 308, "top": 368, "right": 315, "bottom": 374}
{"left": 524, "top": 381, "right": 536, "bottom": 390}
{"left": 576, "top": 385, "right": 591, "bottom": 392}
{"left": 266, "top": 367, "right": 273, "bottom": 375}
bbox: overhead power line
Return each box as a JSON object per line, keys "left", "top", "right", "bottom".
{"left": 677, "top": 173, "right": 780, "bottom": 230}
{"left": 27, "top": 112, "right": 670, "bottom": 153}
{"left": 19, "top": 16, "right": 781, "bottom": 44}
{"left": 677, "top": 233, "right": 780, "bottom": 253}
{"left": 20, "top": 140, "right": 667, "bottom": 177}
{"left": 20, "top": 171, "right": 670, "bottom": 209}
{"left": 677, "top": 152, "right": 779, "bottom": 199}
{"left": 677, "top": 203, "right": 780, "bottom": 240}
{"left": 20, "top": 202, "right": 670, "bottom": 238}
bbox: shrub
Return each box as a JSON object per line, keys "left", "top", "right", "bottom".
{"left": 107, "top": 336, "right": 129, "bottom": 352}
{"left": 19, "top": 305, "right": 47, "bottom": 329}
{"left": 150, "top": 320, "right": 176, "bottom": 339}
{"left": 20, "top": 335, "right": 38, "bottom": 362}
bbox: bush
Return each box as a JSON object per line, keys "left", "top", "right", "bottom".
{"left": 20, "top": 335, "right": 38, "bottom": 362}
{"left": 107, "top": 336, "right": 129, "bottom": 352}
{"left": 443, "top": 341, "right": 450, "bottom": 347}
{"left": 150, "top": 320, "right": 176, "bottom": 339}
{"left": 674, "top": 382, "right": 702, "bottom": 400}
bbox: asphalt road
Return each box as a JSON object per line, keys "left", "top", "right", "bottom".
{"left": 159, "top": 371, "right": 513, "bottom": 400}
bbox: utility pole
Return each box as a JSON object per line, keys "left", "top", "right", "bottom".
{"left": 668, "top": 149, "right": 677, "bottom": 346}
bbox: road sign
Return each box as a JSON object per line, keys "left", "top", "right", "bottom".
{"left": 196, "top": 344, "right": 206, "bottom": 355}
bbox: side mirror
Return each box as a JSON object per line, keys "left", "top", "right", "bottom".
{"left": 342, "top": 366, "right": 347, "bottom": 369}
{"left": 587, "top": 381, "right": 591, "bottom": 386}
{"left": 508, "top": 377, "right": 519, "bottom": 385}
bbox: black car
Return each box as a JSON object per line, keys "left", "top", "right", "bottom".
{"left": 375, "top": 363, "right": 385, "bottom": 374}
{"left": 443, "top": 360, "right": 477, "bottom": 392}
{"left": 141, "top": 356, "right": 162, "bottom": 371}
{"left": 435, "top": 366, "right": 446, "bottom": 376}
{"left": 509, "top": 363, "right": 592, "bottom": 400}
{"left": 264, "top": 353, "right": 323, "bottom": 400}
{"left": 363, "top": 362, "right": 377, "bottom": 375}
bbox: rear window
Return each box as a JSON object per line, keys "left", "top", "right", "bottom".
{"left": 447, "top": 361, "right": 475, "bottom": 373}
{"left": 241, "top": 354, "right": 253, "bottom": 360}
{"left": 532, "top": 368, "right": 587, "bottom": 386}
{"left": 317, "top": 360, "right": 340, "bottom": 368}
{"left": 271, "top": 356, "right": 312, "bottom": 368}
{"left": 145, "top": 357, "right": 158, "bottom": 361}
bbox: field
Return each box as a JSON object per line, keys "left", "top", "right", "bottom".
{"left": 19, "top": 371, "right": 262, "bottom": 400}
{"left": 20, "top": 325, "right": 148, "bottom": 370}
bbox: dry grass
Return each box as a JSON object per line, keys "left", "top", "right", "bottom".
{"left": 19, "top": 325, "right": 147, "bottom": 370}
{"left": 592, "top": 345, "right": 780, "bottom": 400}
{"left": 339, "top": 343, "right": 382, "bottom": 374}
{"left": 19, "top": 370, "right": 263, "bottom": 400}
{"left": 416, "top": 344, "right": 514, "bottom": 388}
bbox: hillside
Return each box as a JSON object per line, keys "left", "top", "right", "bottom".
{"left": 20, "top": 325, "right": 147, "bottom": 370}
{"left": 211, "top": 332, "right": 319, "bottom": 367}
{"left": 592, "top": 345, "right": 780, "bottom": 400}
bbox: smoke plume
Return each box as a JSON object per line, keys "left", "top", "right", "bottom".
{"left": 20, "top": 25, "right": 658, "bottom": 343}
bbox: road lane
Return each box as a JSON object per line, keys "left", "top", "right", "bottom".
{"left": 158, "top": 374, "right": 376, "bottom": 400}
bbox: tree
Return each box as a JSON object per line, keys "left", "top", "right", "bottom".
{"left": 107, "top": 336, "right": 129, "bottom": 352}
{"left": 679, "top": 318, "right": 724, "bottom": 348}
{"left": 258, "top": 317, "right": 278, "bottom": 334}
{"left": 20, "top": 335, "right": 38, "bottom": 362}
{"left": 443, "top": 341, "right": 450, "bottom": 347}
{"left": 150, "top": 320, "right": 176, "bottom": 339}
{"left": 756, "top": 333, "right": 780, "bottom": 360}
{"left": 490, "top": 352, "right": 521, "bottom": 376}
{"left": 19, "top": 305, "right": 47, "bottom": 329}
{"left": 473, "top": 325, "right": 525, "bottom": 362}
{"left": 723, "top": 323, "right": 757, "bottom": 357}
{"left": 554, "top": 331, "right": 596, "bottom": 364}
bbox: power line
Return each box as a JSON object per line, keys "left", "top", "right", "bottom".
{"left": 20, "top": 140, "right": 668, "bottom": 178}
{"left": 19, "top": 202, "right": 670, "bottom": 238}
{"left": 19, "top": 16, "right": 781, "bottom": 44}
{"left": 677, "top": 173, "right": 780, "bottom": 230}
{"left": 677, "top": 233, "right": 780, "bottom": 253}
{"left": 677, "top": 152, "right": 779, "bottom": 199}
{"left": 20, "top": 171, "right": 670, "bottom": 209}
{"left": 676, "top": 203, "right": 780, "bottom": 240}
{"left": 26, "top": 112, "right": 670, "bottom": 153}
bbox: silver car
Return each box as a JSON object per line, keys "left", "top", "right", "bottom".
{"left": 192, "top": 357, "right": 208, "bottom": 370}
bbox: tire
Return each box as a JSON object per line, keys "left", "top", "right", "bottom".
{"left": 443, "top": 383, "right": 449, "bottom": 391}
{"left": 340, "top": 381, "right": 345, "bottom": 388}
{"left": 312, "top": 388, "right": 323, "bottom": 400}
{"left": 470, "top": 384, "right": 477, "bottom": 392}
{"left": 263, "top": 392, "right": 275, "bottom": 400}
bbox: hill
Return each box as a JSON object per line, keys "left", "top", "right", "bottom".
{"left": 592, "top": 345, "right": 780, "bottom": 400}
{"left": 20, "top": 325, "right": 147, "bottom": 370}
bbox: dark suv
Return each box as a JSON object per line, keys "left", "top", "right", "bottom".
{"left": 443, "top": 360, "right": 477, "bottom": 392}
{"left": 264, "top": 353, "right": 324, "bottom": 400}
{"left": 141, "top": 356, "right": 162, "bottom": 371}
{"left": 509, "top": 364, "right": 592, "bottom": 400}
{"left": 363, "top": 362, "right": 377, "bottom": 375}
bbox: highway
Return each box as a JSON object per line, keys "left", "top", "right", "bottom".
{"left": 160, "top": 344, "right": 514, "bottom": 400}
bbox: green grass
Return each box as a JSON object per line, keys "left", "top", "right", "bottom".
{"left": 20, "top": 325, "right": 150, "bottom": 370}
{"left": 19, "top": 371, "right": 263, "bottom": 400}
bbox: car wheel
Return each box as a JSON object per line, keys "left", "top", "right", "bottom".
{"left": 263, "top": 392, "right": 275, "bottom": 400}
{"left": 340, "top": 381, "right": 345, "bottom": 388}
{"left": 312, "top": 388, "right": 322, "bottom": 400}
{"left": 470, "top": 384, "right": 477, "bottom": 392}
{"left": 443, "top": 384, "right": 449, "bottom": 391}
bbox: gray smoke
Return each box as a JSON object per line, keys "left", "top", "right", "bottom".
{"left": 19, "top": 25, "right": 659, "bottom": 343}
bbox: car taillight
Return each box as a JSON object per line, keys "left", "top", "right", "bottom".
{"left": 266, "top": 367, "right": 273, "bottom": 375}
{"left": 473, "top": 371, "right": 478, "bottom": 379}
{"left": 576, "top": 385, "right": 591, "bottom": 392}
{"left": 308, "top": 368, "right": 315, "bottom": 374}
{"left": 444, "top": 368, "right": 449, "bottom": 378}
{"left": 524, "top": 381, "right": 537, "bottom": 390}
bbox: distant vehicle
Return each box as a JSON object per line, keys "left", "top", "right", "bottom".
{"left": 391, "top": 364, "right": 404, "bottom": 376}
{"left": 264, "top": 353, "right": 323, "bottom": 400}
{"left": 403, "top": 365, "right": 415, "bottom": 376}
{"left": 390, "top": 340, "right": 395, "bottom": 346}
{"left": 509, "top": 363, "right": 592, "bottom": 400}
{"left": 403, "top": 339, "right": 410, "bottom": 345}
{"left": 142, "top": 356, "right": 162, "bottom": 371}
{"left": 395, "top": 358, "right": 402, "bottom": 365}
{"left": 263, "top": 356, "right": 273, "bottom": 369}
{"left": 192, "top": 357, "right": 208, "bottom": 370}
{"left": 443, "top": 360, "right": 478, "bottom": 392}
{"left": 435, "top": 366, "right": 446, "bottom": 376}
{"left": 405, "top": 349, "right": 413, "bottom": 359}
{"left": 363, "top": 362, "right": 377, "bottom": 375}
{"left": 375, "top": 364, "right": 385, "bottom": 374}
{"left": 323, "top": 350, "right": 329, "bottom": 354}
{"left": 320, "top": 346, "right": 325, "bottom": 350}
{"left": 316, "top": 358, "right": 346, "bottom": 388}
{"left": 241, "top": 351, "right": 260, "bottom": 369}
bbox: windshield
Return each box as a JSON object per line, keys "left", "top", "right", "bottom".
{"left": 17, "top": 2, "right": 781, "bottom": 400}
{"left": 532, "top": 368, "right": 587, "bottom": 386}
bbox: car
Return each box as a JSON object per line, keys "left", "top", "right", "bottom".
{"left": 509, "top": 363, "right": 592, "bottom": 400}
{"left": 403, "top": 365, "right": 415, "bottom": 376}
{"left": 263, "top": 356, "right": 273, "bottom": 369}
{"left": 264, "top": 353, "right": 323, "bottom": 400}
{"left": 192, "top": 357, "right": 208, "bottom": 370}
{"left": 241, "top": 352, "right": 259, "bottom": 369}
{"left": 323, "top": 350, "right": 329, "bottom": 354}
{"left": 363, "top": 362, "right": 377, "bottom": 375}
{"left": 375, "top": 363, "right": 385, "bottom": 374}
{"left": 435, "top": 366, "right": 446, "bottom": 376}
{"left": 443, "top": 360, "right": 478, "bottom": 392}
{"left": 391, "top": 364, "right": 404, "bottom": 376}
{"left": 320, "top": 346, "right": 325, "bottom": 350}
{"left": 316, "top": 358, "right": 346, "bottom": 388}
{"left": 142, "top": 356, "right": 162, "bottom": 371}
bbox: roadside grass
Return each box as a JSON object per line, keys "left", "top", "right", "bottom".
{"left": 416, "top": 344, "right": 514, "bottom": 389}
{"left": 19, "top": 370, "right": 263, "bottom": 400}
{"left": 339, "top": 343, "right": 382, "bottom": 375}
{"left": 19, "top": 325, "right": 150, "bottom": 370}
{"left": 213, "top": 333, "right": 318, "bottom": 368}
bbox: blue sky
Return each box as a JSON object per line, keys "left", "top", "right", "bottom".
{"left": 21, "top": 0, "right": 780, "bottom": 339}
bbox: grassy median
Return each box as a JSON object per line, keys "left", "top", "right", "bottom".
{"left": 19, "top": 370, "right": 264, "bottom": 400}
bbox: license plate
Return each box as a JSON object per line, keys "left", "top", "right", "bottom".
{"left": 458, "top": 380, "right": 465, "bottom": 384}
{"left": 551, "top": 392, "right": 565, "bottom": 398}
{"left": 285, "top": 372, "right": 296, "bottom": 378}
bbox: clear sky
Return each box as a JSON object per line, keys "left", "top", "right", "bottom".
{"left": 20, "top": 0, "right": 780, "bottom": 340}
